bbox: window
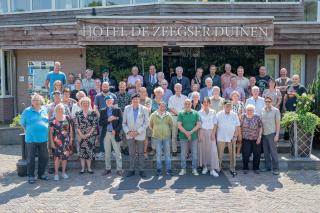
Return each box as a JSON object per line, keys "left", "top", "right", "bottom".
{"left": 56, "top": 0, "right": 79, "bottom": 9}
{"left": 134, "top": 0, "right": 157, "bottom": 4}
{"left": 12, "top": 0, "right": 31, "bottom": 12}
{"left": 107, "top": 0, "right": 131, "bottom": 5}
{"left": 0, "top": 0, "right": 8, "bottom": 13}
{"left": 265, "top": 54, "right": 279, "bottom": 79}
{"left": 32, "top": 0, "right": 52, "bottom": 10}
{"left": 83, "top": 0, "right": 103, "bottom": 7}
{"left": 304, "top": 0, "right": 318, "bottom": 21}
{"left": 290, "top": 54, "right": 306, "bottom": 85}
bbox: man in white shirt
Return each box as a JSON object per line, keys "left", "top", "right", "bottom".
{"left": 168, "top": 83, "right": 187, "bottom": 156}
{"left": 215, "top": 100, "right": 240, "bottom": 177}
{"left": 245, "top": 86, "right": 265, "bottom": 116}
{"left": 82, "top": 69, "right": 95, "bottom": 93}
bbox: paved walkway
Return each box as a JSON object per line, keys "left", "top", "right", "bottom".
{"left": 0, "top": 145, "right": 320, "bottom": 212}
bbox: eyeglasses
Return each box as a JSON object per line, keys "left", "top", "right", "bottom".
{"left": 161, "top": 84, "right": 167, "bottom": 86}
{"left": 265, "top": 100, "right": 272, "bottom": 103}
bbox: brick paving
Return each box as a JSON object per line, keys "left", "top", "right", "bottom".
{"left": 0, "top": 145, "right": 320, "bottom": 213}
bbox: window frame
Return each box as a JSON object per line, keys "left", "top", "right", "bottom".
{"left": 265, "top": 54, "right": 279, "bottom": 79}
{"left": 290, "top": 54, "right": 306, "bottom": 86}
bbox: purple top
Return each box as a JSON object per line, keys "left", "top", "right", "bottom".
{"left": 241, "top": 114, "right": 262, "bottom": 140}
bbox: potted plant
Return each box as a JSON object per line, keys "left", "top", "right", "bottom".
{"left": 308, "top": 74, "right": 320, "bottom": 149}
{"left": 281, "top": 94, "right": 320, "bottom": 158}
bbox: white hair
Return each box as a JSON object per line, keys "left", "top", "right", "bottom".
{"left": 54, "top": 103, "right": 65, "bottom": 113}
{"left": 246, "top": 104, "right": 256, "bottom": 111}
{"left": 154, "top": 87, "right": 164, "bottom": 94}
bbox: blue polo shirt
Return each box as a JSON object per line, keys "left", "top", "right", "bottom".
{"left": 46, "top": 71, "right": 66, "bottom": 94}
{"left": 20, "top": 106, "right": 49, "bottom": 143}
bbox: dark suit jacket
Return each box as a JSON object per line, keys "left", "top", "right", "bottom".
{"left": 101, "top": 78, "right": 118, "bottom": 93}
{"left": 99, "top": 106, "right": 122, "bottom": 142}
{"left": 169, "top": 76, "right": 191, "bottom": 96}
{"left": 143, "top": 73, "right": 158, "bottom": 97}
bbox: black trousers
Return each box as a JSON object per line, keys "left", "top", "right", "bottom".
{"left": 26, "top": 142, "right": 49, "bottom": 178}
{"left": 242, "top": 139, "right": 261, "bottom": 170}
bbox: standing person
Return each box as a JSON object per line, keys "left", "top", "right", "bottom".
{"left": 240, "top": 104, "right": 263, "bottom": 174}
{"left": 210, "top": 86, "right": 225, "bottom": 113}
{"left": 82, "top": 69, "right": 95, "bottom": 94}
{"left": 221, "top": 63, "right": 236, "bottom": 93}
{"left": 261, "top": 96, "right": 281, "bottom": 175}
{"left": 149, "top": 101, "right": 173, "bottom": 176}
{"left": 223, "top": 76, "right": 246, "bottom": 102}
{"left": 52, "top": 80, "right": 63, "bottom": 96}
{"left": 200, "top": 77, "right": 214, "bottom": 102}
{"left": 168, "top": 83, "right": 188, "bottom": 156}
{"left": 127, "top": 66, "right": 143, "bottom": 94}
{"left": 128, "top": 79, "right": 143, "bottom": 95}
{"left": 246, "top": 76, "right": 257, "bottom": 98}
{"left": 75, "top": 97, "right": 99, "bottom": 174}
{"left": 115, "top": 81, "right": 131, "bottom": 113}
{"left": 283, "top": 74, "right": 307, "bottom": 112}
{"left": 20, "top": 94, "right": 49, "bottom": 184}
{"left": 160, "top": 79, "right": 173, "bottom": 105}
{"left": 122, "top": 93, "right": 149, "bottom": 178}
{"left": 245, "top": 86, "right": 265, "bottom": 116}
{"left": 191, "top": 91, "right": 201, "bottom": 111}
{"left": 156, "top": 72, "right": 165, "bottom": 86}
{"left": 143, "top": 64, "right": 158, "bottom": 98}
{"left": 47, "top": 91, "right": 70, "bottom": 120}
{"left": 275, "top": 68, "right": 292, "bottom": 112}
{"left": 216, "top": 100, "right": 240, "bottom": 177}
{"left": 71, "top": 79, "right": 87, "bottom": 101}
{"left": 262, "top": 79, "right": 282, "bottom": 109}
{"left": 198, "top": 97, "right": 220, "bottom": 177}
{"left": 255, "top": 66, "right": 270, "bottom": 95}
{"left": 45, "top": 61, "right": 66, "bottom": 97}
{"left": 191, "top": 67, "right": 204, "bottom": 89}
{"left": 236, "top": 66, "right": 249, "bottom": 91}
{"left": 188, "top": 84, "right": 200, "bottom": 99}
{"left": 151, "top": 87, "right": 165, "bottom": 113}
{"left": 99, "top": 96, "right": 123, "bottom": 176}
{"left": 49, "top": 103, "right": 73, "bottom": 181}
{"left": 62, "top": 87, "right": 77, "bottom": 113}
{"left": 169, "top": 66, "right": 191, "bottom": 96}
{"left": 204, "top": 65, "right": 221, "bottom": 88}
{"left": 178, "top": 99, "right": 201, "bottom": 176}
{"left": 101, "top": 68, "right": 117, "bottom": 93}
{"left": 89, "top": 78, "right": 101, "bottom": 109}
{"left": 66, "top": 73, "right": 75, "bottom": 91}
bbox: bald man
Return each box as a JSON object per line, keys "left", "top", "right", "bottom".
{"left": 283, "top": 75, "right": 307, "bottom": 112}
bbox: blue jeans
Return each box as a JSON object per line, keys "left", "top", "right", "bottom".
{"left": 153, "top": 138, "right": 171, "bottom": 170}
{"left": 180, "top": 139, "right": 198, "bottom": 170}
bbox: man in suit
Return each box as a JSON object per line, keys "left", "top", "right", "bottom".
{"left": 122, "top": 93, "right": 150, "bottom": 178}
{"left": 203, "top": 65, "right": 221, "bottom": 88}
{"left": 101, "top": 68, "right": 118, "bottom": 93}
{"left": 143, "top": 64, "right": 158, "bottom": 98}
{"left": 200, "top": 77, "right": 214, "bottom": 102}
{"left": 99, "top": 95, "right": 123, "bottom": 176}
{"left": 169, "top": 66, "right": 191, "bottom": 96}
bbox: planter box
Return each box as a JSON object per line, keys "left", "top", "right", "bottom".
{"left": 289, "top": 121, "right": 314, "bottom": 158}
{"left": 0, "top": 127, "right": 23, "bottom": 145}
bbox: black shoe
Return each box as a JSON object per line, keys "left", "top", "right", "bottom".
{"left": 116, "top": 170, "right": 123, "bottom": 176}
{"left": 253, "top": 170, "right": 260, "bottom": 174}
{"left": 166, "top": 170, "right": 173, "bottom": 176}
{"left": 272, "top": 170, "right": 280, "bottom": 175}
{"left": 79, "top": 170, "right": 85, "bottom": 174}
{"left": 260, "top": 168, "right": 271, "bottom": 172}
{"left": 28, "top": 176, "right": 36, "bottom": 184}
{"left": 88, "top": 170, "right": 94, "bottom": 174}
{"left": 139, "top": 171, "right": 147, "bottom": 178}
{"left": 121, "top": 148, "right": 129, "bottom": 156}
{"left": 172, "top": 152, "right": 177, "bottom": 157}
{"left": 102, "top": 170, "right": 112, "bottom": 176}
{"left": 230, "top": 170, "right": 237, "bottom": 177}
{"left": 243, "top": 170, "right": 249, "bottom": 174}
{"left": 156, "top": 169, "right": 162, "bottom": 176}
{"left": 38, "top": 175, "right": 49, "bottom": 181}
{"left": 126, "top": 171, "right": 135, "bottom": 177}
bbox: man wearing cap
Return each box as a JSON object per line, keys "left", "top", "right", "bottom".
{"left": 101, "top": 68, "right": 118, "bottom": 93}
{"left": 215, "top": 100, "right": 240, "bottom": 177}
{"left": 122, "top": 93, "right": 149, "bottom": 178}
{"left": 99, "top": 95, "right": 123, "bottom": 176}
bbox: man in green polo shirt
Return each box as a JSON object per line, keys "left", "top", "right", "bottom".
{"left": 177, "top": 99, "right": 201, "bottom": 176}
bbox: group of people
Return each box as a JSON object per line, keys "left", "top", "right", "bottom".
{"left": 20, "top": 61, "right": 307, "bottom": 184}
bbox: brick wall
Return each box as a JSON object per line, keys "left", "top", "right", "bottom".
{"left": 16, "top": 48, "right": 86, "bottom": 113}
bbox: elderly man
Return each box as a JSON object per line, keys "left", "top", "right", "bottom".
{"left": 223, "top": 76, "right": 246, "bottom": 102}
{"left": 178, "top": 99, "right": 201, "bottom": 176}
{"left": 101, "top": 68, "right": 117, "bottom": 93}
{"left": 221, "top": 63, "right": 237, "bottom": 92}
{"left": 143, "top": 64, "right": 158, "bottom": 97}
{"left": 255, "top": 66, "right": 270, "bottom": 94}
{"left": 275, "top": 68, "right": 292, "bottom": 112}
{"left": 127, "top": 66, "right": 143, "bottom": 94}
{"left": 216, "top": 100, "right": 240, "bottom": 177}
{"left": 82, "top": 69, "right": 95, "bottom": 94}
{"left": 245, "top": 86, "right": 265, "bottom": 116}
{"left": 168, "top": 83, "right": 188, "bottom": 156}
{"left": 200, "top": 77, "right": 214, "bottom": 102}
{"left": 45, "top": 61, "right": 66, "bottom": 96}
{"left": 99, "top": 95, "right": 123, "bottom": 176}
{"left": 283, "top": 74, "right": 307, "bottom": 112}
{"left": 161, "top": 79, "right": 173, "bottom": 104}
{"left": 169, "top": 66, "right": 191, "bottom": 96}
{"left": 261, "top": 96, "right": 281, "bottom": 175}
{"left": 122, "top": 93, "right": 149, "bottom": 178}
{"left": 204, "top": 65, "right": 221, "bottom": 88}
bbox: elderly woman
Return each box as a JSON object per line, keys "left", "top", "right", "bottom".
{"left": 191, "top": 91, "right": 201, "bottom": 111}
{"left": 71, "top": 91, "right": 86, "bottom": 153}
{"left": 49, "top": 103, "right": 73, "bottom": 181}
{"left": 151, "top": 87, "right": 165, "bottom": 113}
{"left": 239, "top": 104, "right": 263, "bottom": 174}
{"left": 262, "top": 78, "right": 282, "bottom": 109}
{"left": 198, "top": 97, "right": 220, "bottom": 177}
{"left": 210, "top": 86, "right": 224, "bottom": 113}
{"left": 75, "top": 97, "right": 99, "bottom": 174}
{"left": 62, "top": 87, "right": 77, "bottom": 112}
{"left": 127, "top": 66, "right": 143, "bottom": 94}
{"left": 157, "top": 72, "right": 165, "bottom": 85}
{"left": 20, "top": 93, "right": 49, "bottom": 184}
{"left": 161, "top": 79, "right": 173, "bottom": 104}
{"left": 230, "top": 91, "right": 244, "bottom": 158}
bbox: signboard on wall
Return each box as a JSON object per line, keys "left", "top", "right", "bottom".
{"left": 77, "top": 16, "right": 274, "bottom": 46}
{"left": 27, "top": 61, "right": 54, "bottom": 95}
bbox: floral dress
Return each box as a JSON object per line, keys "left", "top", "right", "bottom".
{"left": 75, "top": 110, "right": 98, "bottom": 160}
{"left": 50, "top": 116, "right": 72, "bottom": 160}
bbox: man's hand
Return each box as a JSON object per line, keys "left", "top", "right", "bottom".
{"left": 108, "top": 116, "right": 117, "bottom": 122}
{"left": 112, "top": 130, "right": 116, "bottom": 136}
{"left": 274, "top": 134, "right": 279, "bottom": 143}
{"left": 256, "top": 137, "right": 261, "bottom": 144}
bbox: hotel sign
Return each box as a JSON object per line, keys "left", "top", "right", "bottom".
{"left": 77, "top": 16, "right": 274, "bottom": 46}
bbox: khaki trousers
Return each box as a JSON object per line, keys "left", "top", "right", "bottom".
{"left": 218, "top": 141, "right": 236, "bottom": 172}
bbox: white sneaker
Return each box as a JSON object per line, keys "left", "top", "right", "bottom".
{"left": 179, "top": 169, "right": 186, "bottom": 176}
{"left": 54, "top": 175, "right": 59, "bottom": 181}
{"left": 202, "top": 167, "right": 208, "bottom": 175}
{"left": 192, "top": 169, "right": 199, "bottom": 176}
{"left": 210, "top": 170, "right": 219, "bottom": 177}
{"left": 62, "top": 173, "right": 69, "bottom": 179}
